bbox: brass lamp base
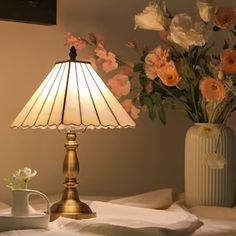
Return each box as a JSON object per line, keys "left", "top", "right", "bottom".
{"left": 50, "top": 189, "right": 96, "bottom": 221}
{"left": 50, "top": 131, "right": 96, "bottom": 221}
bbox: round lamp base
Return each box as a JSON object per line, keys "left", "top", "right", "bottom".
{"left": 50, "top": 199, "right": 96, "bottom": 221}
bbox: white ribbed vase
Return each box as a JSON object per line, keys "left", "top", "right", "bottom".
{"left": 185, "top": 123, "right": 236, "bottom": 207}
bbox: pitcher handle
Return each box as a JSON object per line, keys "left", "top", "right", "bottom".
{"left": 27, "top": 190, "right": 50, "bottom": 215}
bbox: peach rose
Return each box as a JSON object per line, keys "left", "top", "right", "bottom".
{"left": 200, "top": 77, "right": 226, "bottom": 101}
{"left": 156, "top": 62, "right": 181, "bottom": 87}
{"left": 121, "top": 99, "right": 140, "bottom": 120}
{"left": 220, "top": 49, "right": 236, "bottom": 74}
{"left": 214, "top": 7, "right": 236, "bottom": 29}
{"left": 107, "top": 74, "right": 131, "bottom": 98}
{"left": 144, "top": 47, "right": 170, "bottom": 80}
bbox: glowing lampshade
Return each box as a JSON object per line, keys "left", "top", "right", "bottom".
{"left": 11, "top": 46, "right": 135, "bottom": 221}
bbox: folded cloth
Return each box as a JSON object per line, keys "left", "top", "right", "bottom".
{"left": 90, "top": 201, "right": 201, "bottom": 235}
{"left": 0, "top": 202, "right": 10, "bottom": 211}
{"left": 109, "top": 188, "right": 178, "bottom": 209}
{"left": 50, "top": 217, "right": 169, "bottom": 236}
{"left": 189, "top": 205, "right": 236, "bottom": 220}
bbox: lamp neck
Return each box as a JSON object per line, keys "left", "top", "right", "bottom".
{"left": 62, "top": 131, "right": 80, "bottom": 200}
{"left": 65, "top": 131, "right": 78, "bottom": 150}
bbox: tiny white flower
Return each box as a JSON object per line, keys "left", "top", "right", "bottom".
{"left": 12, "top": 167, "right": 37, "bottom": 181}
{"left": 218, "top": 70, "right": 224, "bottom": 80}
{"left": 203, "top": 153, "right": 226, "bottom": 169}
{"left": 196, "top": 0, "right": 216, "bottom": 22}
{"left": 134, "top": 0, "right": 168, "bottom": 31}
{"left": 169, "top": 13, "right": 208, "bottom": 51}
{"left": 5, "top": 167, "right": 37, "bottom": 190}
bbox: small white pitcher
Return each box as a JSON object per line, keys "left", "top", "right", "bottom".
{"left": 11, "top": 189, "right": 49, "bottom": 216}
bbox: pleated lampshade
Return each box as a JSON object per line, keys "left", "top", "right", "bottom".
{"left": 11, "top": 60, "right": 135, "bottom": 131}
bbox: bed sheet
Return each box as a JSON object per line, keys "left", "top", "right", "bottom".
{"left": 0, "top": 189, "right": 236, "bottom": 235}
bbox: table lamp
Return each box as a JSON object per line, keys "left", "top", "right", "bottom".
{"left": 11, "top": 46, "right": 136, "bottom": 221}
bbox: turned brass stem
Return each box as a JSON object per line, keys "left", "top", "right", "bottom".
{"left": 63, "top": 132, "right": 79, "bottom": 189}
{"left": 50, "top": 131, "right": 95, "bottom": 221}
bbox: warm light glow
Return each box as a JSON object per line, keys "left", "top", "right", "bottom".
{"left": 11, "top": 61, "right": 136, "bottom": 131}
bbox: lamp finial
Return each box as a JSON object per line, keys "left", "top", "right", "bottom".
{"left": 69, "top": 46, "right": 77, "bottom": 61}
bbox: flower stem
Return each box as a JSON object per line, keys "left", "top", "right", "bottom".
{"left": 153, "top": 79, "right": 193, "bottom": 116}
{"left": 190, "top": 85, "right": 199, "bottom": 122}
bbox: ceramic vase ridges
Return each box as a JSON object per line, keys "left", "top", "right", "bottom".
{"left": 185, "top": 123, "right": 236, "bottom": 207}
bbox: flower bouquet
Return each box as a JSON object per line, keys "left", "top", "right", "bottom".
{"left": 65, "top": 0, "right": 236, "bottom": 127}
{"left": 65, "top": 0, "right": 236, "bottom": 207}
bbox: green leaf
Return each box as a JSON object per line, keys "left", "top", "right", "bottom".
{"left": 140, "top": 54, "right": 147, "bottom": 62}
{"left": 176, "top": 78, "right": 190, "bottom": 90}
{"left": 150, "top": 93, "right": 166, "bottom": 125}
{"left": 180, "top": 59, "right": 197, "bottom": 85}
{"left": 158, "top": 107, "right": 166, "bottom": 125}
{"left": 139, "top": 92, "right": 145, "bottom": 106}
{"left": 133, "top": 63, "right": 143, "bottom": 72}
{"left": 142, "top": 95, "right": 158, "bottom": 120}
{"left": 148, "top": 108, "right": 156, "bottom": 120}
{"left": 151, "top": 93, "right": 162, "bottom": 106}
{"left": 230, "top": 30, "right": 236, "bottom": 36}
{"left": 198, "top": 43, "right": 214, "bottom": 59}
{"left": 212, "top": 54, "right": 220, "bottom": 61}
{"left": 213, "top": 26, "right": 221, "bottom": 31}
{"left": 139, "top": 75, "right": 147, "bottom": 87}
{"left": 223, "top": 40, "right": 229, "bottom": 49}
{"left": 143, "top": 96, "right": 153, "bottom": 109}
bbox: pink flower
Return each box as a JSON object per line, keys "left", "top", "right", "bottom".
{"left": 107, "top": 74, "right": 131, "bottom": 98}
{"left": 102, "top": 56, "right": 118, "bottom": 72}
{"left": 65, "top": 33, "right": 86, "bottom": 52}
{"left": 88, "top": 32, "right": 104, "bottom": 45}
{"left": 119, "top": 64, "right": 134, "bottom": 76}
{"left": 82, "top": 55, "right": 98, "bottom": 71}
{"left": 94, "top": 43, "right": 108, "bottom": 59}
{"left": 200, "top": 77, "right": 226, "bottom": 101}
{"left": 121, "top": 99, "right": 140, "bottom": 119}
{"left": 94, "top": 43, "right": 118, "bottom": 72}
{"left": 214, "top": 7, "right": 236, "bottom": 29}
{"left": 159, "top": 30, "right": 170, "bottom": 41}
{"left": 126, "top": 40, "right": 136, "bottom": 48}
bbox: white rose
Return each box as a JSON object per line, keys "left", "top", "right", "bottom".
{"left": 134, "top": 0, "right": 168, "bottom": 31}
{"left": 169, "top": 13, "right": 208, "bottom": 51}
{"left": 203, "top": 153, "right": 226, "bottom": 169}
{"left": 196, "top": 0, "right": 216, "bottom": 22}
